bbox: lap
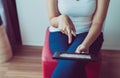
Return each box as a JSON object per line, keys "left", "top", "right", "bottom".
{"left": 49, "top": 31, "right": 104, "bottom": 54}
{"left": 49, "top": 31, "right": 103, "bottom": 78}
{"left": 49, "top": 32, "right": 70, "bottom": 54}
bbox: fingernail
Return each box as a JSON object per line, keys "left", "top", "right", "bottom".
{"left": 81, "top": 52, "right": 85, "bottom": 53}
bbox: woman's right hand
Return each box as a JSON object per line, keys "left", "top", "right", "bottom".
{"left": 58, "top": 14, "right": 76, "bottom": 44}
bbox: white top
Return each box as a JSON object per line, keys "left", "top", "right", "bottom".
{"left": 49, "top": 0, "right": 96, "bottom": 34}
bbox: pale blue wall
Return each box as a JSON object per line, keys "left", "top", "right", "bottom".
{"left": 0, "top": 0, "right": 6, "bottom": 26}
{"left": 102, "top": 0, "right": 120, "bottom": 50}
{"left": 16, "top": 0, "right": 49, "bottom": 46}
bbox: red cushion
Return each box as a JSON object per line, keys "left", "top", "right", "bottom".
{"left": 86, "top": 61, "right": 101, "bottom": 78}
{"left": 42, "top": 27, "right": 101, "bottom": 78}
{"left": 42, "top": 28, "right": 58, "bottom": 78}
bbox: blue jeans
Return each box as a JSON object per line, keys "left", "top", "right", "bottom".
{"left": 49, "top": 32, "right": 104, "bottom": 78}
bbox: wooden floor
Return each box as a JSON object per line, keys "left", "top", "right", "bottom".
{"left": 0, "top": 46, "right": 42, "bottom": 78}
{"left": 100, "top": 50, "right": 120, "bottom": 78}
{"left": 0, "top": 46, "right": 120, "bottom": 78}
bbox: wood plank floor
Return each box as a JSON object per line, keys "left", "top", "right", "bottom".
{"left": 100, "top": 50, "right": 120, "bottom": 78}
{"left": 0, "top": 46, "right": 120, "bottom": 78}
{"left": 0, "top": 46, "right": 42, "bottom": 78}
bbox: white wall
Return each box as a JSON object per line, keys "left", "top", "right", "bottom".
{"left": 16, "top": 0, "right": 49, "bottom": 46}
{"left": 102, "top": 0, "right": 120, "bottom": 50}
{"left": 16, "top": 0, "right": 120, "bottom": 50}
{"left": 0, "top": 0, "right": 6, "bottom": 26}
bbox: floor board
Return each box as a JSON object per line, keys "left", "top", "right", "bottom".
{"left": 0, "top": 46, "right": 42, "bottom": 78}
{"left": 0, "top": 46, "right": 120, "bottom": 78}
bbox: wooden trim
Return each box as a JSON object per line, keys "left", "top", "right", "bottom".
{"left": 2, "top": 0, "right": 22, "bottom": 46}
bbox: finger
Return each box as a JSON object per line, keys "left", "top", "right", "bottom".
{"left": 72, "top": 26, "right": 76, "bottom": 33}
{"left": 66, "top": 27, "right": 72, "bottom": 44}
{"left": 71, "top": 26, "right": 76, "bottom": 37}
{"left": 72, "top": 30, "right": 76, "bottom": 37}
{"left": 62, "top": 32, "right": 65, "bottom": 34}
{"left": 80, "top": 50, "right": 89, "bottom": 54}
{"left": 76, "top": 49, "right": 83, "bottom": 54}
{"left": 75, "top": 47, "right": 81, "bottom": 53}
{"left": 58, "top": 27, "right": 63, "bottom": 33}
{"left": 58, "top": 25, "right": 65, "bottom": 34}
{"left": 64, "top": 30, "right": 68, "bottom": 35}
{"left": 75, "top": 48, "right": 85, "bottom": 54}
{"left": 75, "top": 50, "right": 80, "bottom": 53}
{"left": 81, "top": 51, "right": 86, "bottom": 54}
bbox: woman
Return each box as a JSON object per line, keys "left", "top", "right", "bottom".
{"left": 46, "top": 0, "right": 110, "bottom": 78}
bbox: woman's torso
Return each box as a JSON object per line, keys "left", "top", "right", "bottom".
{"left": 49, "top": 0, "right": 97, "bottom": 34}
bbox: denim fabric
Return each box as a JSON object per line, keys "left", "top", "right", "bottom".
{"left": 49, "top": 32, "right": 104, "bottom": 78}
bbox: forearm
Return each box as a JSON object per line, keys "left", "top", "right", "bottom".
{"left": 81, "top": 23, "right": 103, "bottom": 48}
{"left": 81, "top": 0, "right": 110, "bottom": 48}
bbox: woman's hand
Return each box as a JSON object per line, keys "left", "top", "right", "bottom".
{"left": 75, "top": 44, "right": 89, "bottom": 54}
{"left": 58, "top": 14, "right": 76, "bottom": 44}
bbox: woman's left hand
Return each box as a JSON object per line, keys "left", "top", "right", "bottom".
{"left": 75, "top": 44, "right": 89, "bottom": 54}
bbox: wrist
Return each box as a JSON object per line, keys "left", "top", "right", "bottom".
{"left": 58, "top": 14, "right": 69, "bottom": 19}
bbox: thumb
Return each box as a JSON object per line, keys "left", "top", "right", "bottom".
{"left": 75, "top": 47, "right": 82, "bottom": 53}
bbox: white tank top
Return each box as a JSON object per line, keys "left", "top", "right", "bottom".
{"left": 49, "top": 0, "right": 96, "bottom": 34}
